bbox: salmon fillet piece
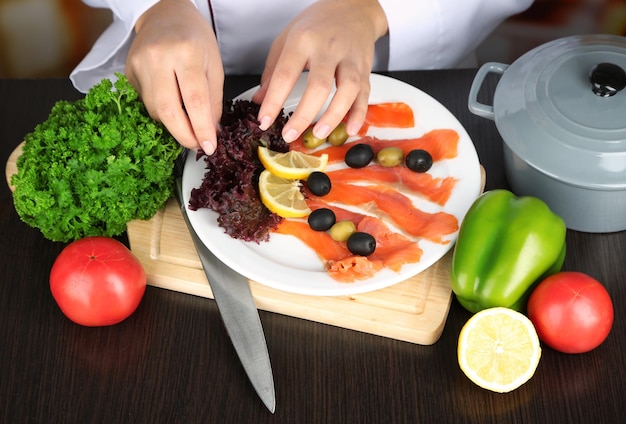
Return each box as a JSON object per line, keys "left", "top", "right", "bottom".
{"left": 308, "top": 182, "right": 458, "bottom": 244}
{"left": 325, "top": 165, "right": 457, "bottom": 206}
{"left": 290, "top": 129, "right": 459, "bottom": 164}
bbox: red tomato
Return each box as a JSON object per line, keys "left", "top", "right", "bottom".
{"left": 527, "top": 272, "right": 613, "bottom": 354}
{"left": 50, "top": 236, "right": 146, "bottom": 327}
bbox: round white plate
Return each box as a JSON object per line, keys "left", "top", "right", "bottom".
{"left": 182, "top": 73, "right": 481, "bottom": 296}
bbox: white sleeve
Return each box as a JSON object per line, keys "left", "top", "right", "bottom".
{"left": 69, "top": 0, "right": 211, "bottom": 93}
{"left": 377, "top": 0, "right": 534, "bottom": 70}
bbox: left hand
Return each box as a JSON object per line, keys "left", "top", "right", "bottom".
{"left": 125, "top": 0, "right": 224, "bottom": 154}
{"left": 251, "top": 0, "right": 388, "bottom": 142}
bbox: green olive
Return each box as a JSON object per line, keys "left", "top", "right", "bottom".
{"left": 376, "top": 146, "right": 404, "bottom": 167}
{"left": 329, "top": 220, "right": 357, "bottom": 242}
{"left": 328, "top": 122, "right": 349, "bottom": 146}
{"left": 302, "top": 128, "right": 327, "bottom": 149}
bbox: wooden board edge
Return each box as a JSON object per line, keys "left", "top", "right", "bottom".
{"left": 129, "top": 217, "right": 453, "bottom": 345}
{"left": 5, "top": 142, "right": 22, "bottom": 192}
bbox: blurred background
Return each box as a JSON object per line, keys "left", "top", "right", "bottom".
{"left": 476, "top": 0, "right": 626, "bottom": 64}
{"left": 0, "top": 0, "right": 625, "bottom": 79}
{"left": 0, "top": 0, "right": 110, "bottom": 77}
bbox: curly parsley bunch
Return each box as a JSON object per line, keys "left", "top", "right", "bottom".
{"left": 11, "top": 74, "right": 182, "bottom": 242}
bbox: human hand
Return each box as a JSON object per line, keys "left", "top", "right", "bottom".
{"left": 126, "top": 0, "right": 224, "bottom": 154}
{"left": 251, "top": 0, "right": 388, "bottom": 143}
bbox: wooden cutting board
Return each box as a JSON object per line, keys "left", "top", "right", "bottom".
{"left": 6, "top": 142, "right": 482, "bottom": 345}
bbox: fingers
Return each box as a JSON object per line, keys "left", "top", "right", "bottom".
{"left": 124, "top": 0, "right": 223, "bottom": 154}
{"left": 132, "top": 67, "right": 221, "bottom": 154}
{"left": 253, "top": 0, "right": 375, "bottom": 143}
{"left": 254, "top": 33, "right": 307, "bottom": 135}
{"left": 335, "top": 68, "right": 370, "bottom": 137}
{"left": 177, "top": 66, "right": 224, "bottom": 154}
{"left": 266, "top": 67, "right": 337, "bottom": 143}
{"left": 256, "top": 56, "right": 369, "bottom": 143}
{"left": 313, "top": 66, "right": 369, "bottom": 139}
{"left": 128, "top": 68, "right": 197, "bottom": 150}
{"left": 250, "top": 38, "right": 281, "bottom": 106}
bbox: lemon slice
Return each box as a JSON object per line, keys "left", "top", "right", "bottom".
{"left": 458, "top": 307, "right": 541, "bottom": 393}
{"left": 258, "top": 146, "right": 328, "bottom": 180}
{"left": 258, "top": 169, "right": 311, "bottom": 218}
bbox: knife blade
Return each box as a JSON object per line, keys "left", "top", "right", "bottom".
{"left": 173, "top": 150, "right": 275, "bottom": 413}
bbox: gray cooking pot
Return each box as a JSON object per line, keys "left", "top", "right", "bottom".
{"left": 468, "top": 34, "right": 626, "bottom": 233}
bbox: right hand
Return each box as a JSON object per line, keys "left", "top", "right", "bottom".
{"left": 251, "top": 0, "right": 388, "bottom": 144}
{"left": 125, "top": 0, "right": 224, "bottom": 154}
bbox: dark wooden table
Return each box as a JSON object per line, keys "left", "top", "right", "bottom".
{"left": 1, "top": 71, "right": 624, "bottom": 423}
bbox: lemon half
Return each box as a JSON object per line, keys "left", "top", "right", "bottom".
{"left": 258, "top": 170, "right": 311, "bottom": 218}
{"left": 258, "top": 146, "right": 328, "bottom": 180}
{"left": 458, "top": 307, "right": 541, "bottom": 393}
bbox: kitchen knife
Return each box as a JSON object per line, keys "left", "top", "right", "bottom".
{"left": 173, "top": 150, "right": 275, "bottom": 413}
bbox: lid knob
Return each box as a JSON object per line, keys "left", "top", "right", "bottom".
{"left": 589, "top": 63, "right": 626, "bottom": 97}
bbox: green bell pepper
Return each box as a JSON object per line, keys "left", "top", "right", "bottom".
{"left": 451, "top": 189, "right": 566, "bottom": 313}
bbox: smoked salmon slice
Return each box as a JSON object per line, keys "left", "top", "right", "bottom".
{"left": 305, "top": 199, "right": 366, "bottom": 225}
{"left": 357, "top": 216, "right": 423, "bottom": 272}
{"left": 274, "top": 220, "right": 350, "bottom": 262}
{"left": 326, "top": 256, "right": 383, "bottom": 282}
{"left": 274, "top": 219, "right": 382, "bottom": 282}
{"left": 325, "top": 165, "right": 457, "bottom": 206}
{"left": 356, "top": 102, "right": 415, "bottom": 136}
{"left": 290, "top": 129, "right": 459, "bottom": 164}
{"left": 274, "top": 209, "right": 423, "bottom": 282}
{"left": 308, "top": 182, "right": 458, "bottom": 244}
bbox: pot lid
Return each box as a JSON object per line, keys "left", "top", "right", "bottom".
{"left": 493, "top": 34, "right": 626, "bottom": 189}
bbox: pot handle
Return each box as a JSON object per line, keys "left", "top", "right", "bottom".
{"left": 468, "top": 62, "right": 509, "bottom": 121}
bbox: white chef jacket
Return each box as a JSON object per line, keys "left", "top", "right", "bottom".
{"left": 70, "top": 0, "right": 533, "bottom": 93}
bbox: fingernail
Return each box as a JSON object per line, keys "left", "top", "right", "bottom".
{"left": 347, "top": 122, "right": 361, "bottom": 137}
{"left": 259, "top": 115, "right": 271, "bottom": 131}
{"left": 283, "top": 128, "right": 299, "bottom": 143}
{"left": 314, "top": 124, "right": 330, "bottom": 140}
{"left": 201, "top": 140, "right": 216, "bottom": 155}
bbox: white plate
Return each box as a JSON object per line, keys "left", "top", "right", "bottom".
{"left": 183, "top": 73, "right": 481, "bottom": 296}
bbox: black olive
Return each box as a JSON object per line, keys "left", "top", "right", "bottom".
{"left": 406, "top": 149, "right": 433, "bottom": 173}
{"left": 346, "top": 232, "right": 376, "bottom": 256}
{"left": 308, "top": 208, "right": 336, "bottom": 231}
{"left": 306, "top": 171, "right": 332, "bottom": 196}
{"left": 345, "top": 143, "right": 374, "bottom": 168}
